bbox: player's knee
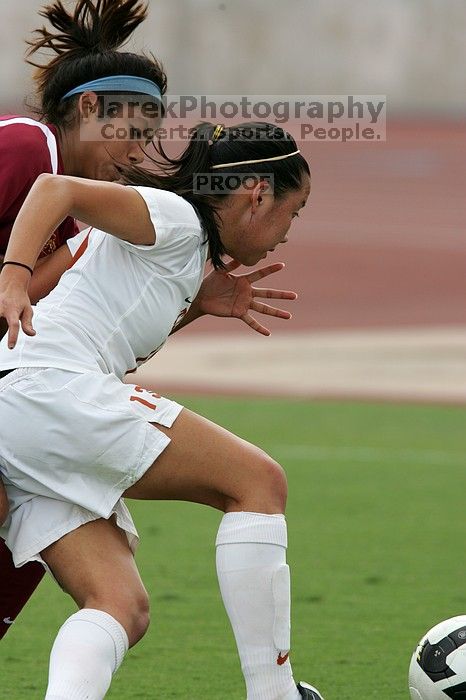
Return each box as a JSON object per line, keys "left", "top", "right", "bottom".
{"left": 117, "top": 590, "right": 150, "bottom": 647}
{"left": 128, "top": 591, "right": 151, "bottom": 645}
{"left": 88, "top": 589, "right": 150, "bottom": 647}
{"left": 263, "top": 454, "right": 288, "bottom": 510}
{"left": 248, "top": 450, "right": 288, "bottom": 512}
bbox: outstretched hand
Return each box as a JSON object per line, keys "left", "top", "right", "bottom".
{"left": 195, "top": 259, "right": 298, "bottom": 336}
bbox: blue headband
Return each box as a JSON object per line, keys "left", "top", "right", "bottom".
{"left": 62, "top": 75, "right": 162, "bottom": 101}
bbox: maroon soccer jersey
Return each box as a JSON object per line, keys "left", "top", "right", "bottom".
{"left": 0, "top": 116, "right": 78, "bottom": 638}
{"left": 0, "top": 116, "right": 78, "bottom": 257}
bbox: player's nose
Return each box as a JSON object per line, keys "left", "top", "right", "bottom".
{"left": 127, "top": 145, "right": 145, "bottom": 165}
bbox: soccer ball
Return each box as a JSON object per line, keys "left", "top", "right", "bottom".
{"left": 409, "top": 616, "right": 466, "bottom": 699}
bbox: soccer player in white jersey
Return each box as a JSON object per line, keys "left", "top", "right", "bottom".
{"left": 0, "top": 0, "right": 296, "bottom": 639}
{"left": 0, "top": 120, "right": 323, "bottom": 700}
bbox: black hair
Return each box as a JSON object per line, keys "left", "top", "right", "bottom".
{"left": 122, "top": 122, "right": 310, "bottom": 270}
{"left": 26, "top": 0, "right": 167, "bottom": 125}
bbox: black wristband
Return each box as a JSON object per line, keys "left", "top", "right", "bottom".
{"left": 1, "top": 261, "right": 34, "bottom": 276}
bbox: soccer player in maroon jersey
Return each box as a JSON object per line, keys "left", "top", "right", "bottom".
{"left": 0, "top": 0, "right": 167, "bottom": 639}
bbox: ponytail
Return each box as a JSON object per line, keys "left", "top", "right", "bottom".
{"left": 122, "top": 123, "right": 227, "bottom": 270}
{"left": 26, "top": 0, "right": 166, "bottom": 125}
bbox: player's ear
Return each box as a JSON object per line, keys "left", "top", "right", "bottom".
{"left": 78, "top": 92, "right": 99, "bottom": 121}
{"left": 250, "top": 179, "right": 271, "bottom": 214}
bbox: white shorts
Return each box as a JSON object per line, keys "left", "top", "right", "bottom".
{"left": 0, "top": 367, "right": 183, "bottom": 568}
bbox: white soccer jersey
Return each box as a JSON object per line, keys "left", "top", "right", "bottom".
{"left": 0, "top": 187, "right": 208, "bottom": 378}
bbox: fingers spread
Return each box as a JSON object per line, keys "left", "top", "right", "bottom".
{"left": 252, "top": 287, "right": 298, "bottom": 300}
{"left": 240, "top": 313, "right": 271, "bottom": 336}
{"left": 246, "top": 262, "right": 285, "bottom": 284}
{"left": 250, "top": 301, "right": 292, "bottom": 319}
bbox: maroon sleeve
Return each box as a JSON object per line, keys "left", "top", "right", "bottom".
{"left": 40, "top": 217, "right": 79, "bottom": 258}
{"left": 0, "top": 120, "right": 59, "bottom": 256}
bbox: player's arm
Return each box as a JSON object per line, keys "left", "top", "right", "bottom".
{"left": 4, "top": 174, "right": 154, "bottom": 272}
{"left": 28, "top": 244, "right": 72, "bottom": 304}
{"left": 0, "top": 175, "right": 155, "bottom": 347}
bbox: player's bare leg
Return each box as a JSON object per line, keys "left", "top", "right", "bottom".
{"left": 41, "top": 517, "right": 148, "bottom": 699}
{"left": 124, "top": 408, "right": 319, "bottom": 699}
{"left": 124, "top": 408, "right": 287, "bottom": 513}
{"left": 39, "top": 408, "right": 321, "bottom": 699}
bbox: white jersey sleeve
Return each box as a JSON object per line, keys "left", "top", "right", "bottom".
{"left": 119, "top": 186, "right": 205, "bottom": 255}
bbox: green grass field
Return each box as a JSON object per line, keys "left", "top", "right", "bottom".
{"left": 1, "top": 397, "right": 465, "bottom": 699}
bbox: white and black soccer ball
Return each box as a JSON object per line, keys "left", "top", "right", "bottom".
{"left": 409, "top": 616, "right": 466, "bottom": 699}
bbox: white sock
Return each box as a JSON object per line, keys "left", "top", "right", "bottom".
{"left": 216, "top": 512, "right": 300, "bottom": 700}
{"left": 45, "top": 608, "right": 129, "bottom": 700}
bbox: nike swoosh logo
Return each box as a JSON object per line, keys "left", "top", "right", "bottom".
{"left": 3, "top": 617, "right": 14, "bottom": 625}
{"left": 185, "top": 297, "right": 192, "bottom": 304}
{"left": 277, "top": 652, "right": 289, "bottom": 665}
